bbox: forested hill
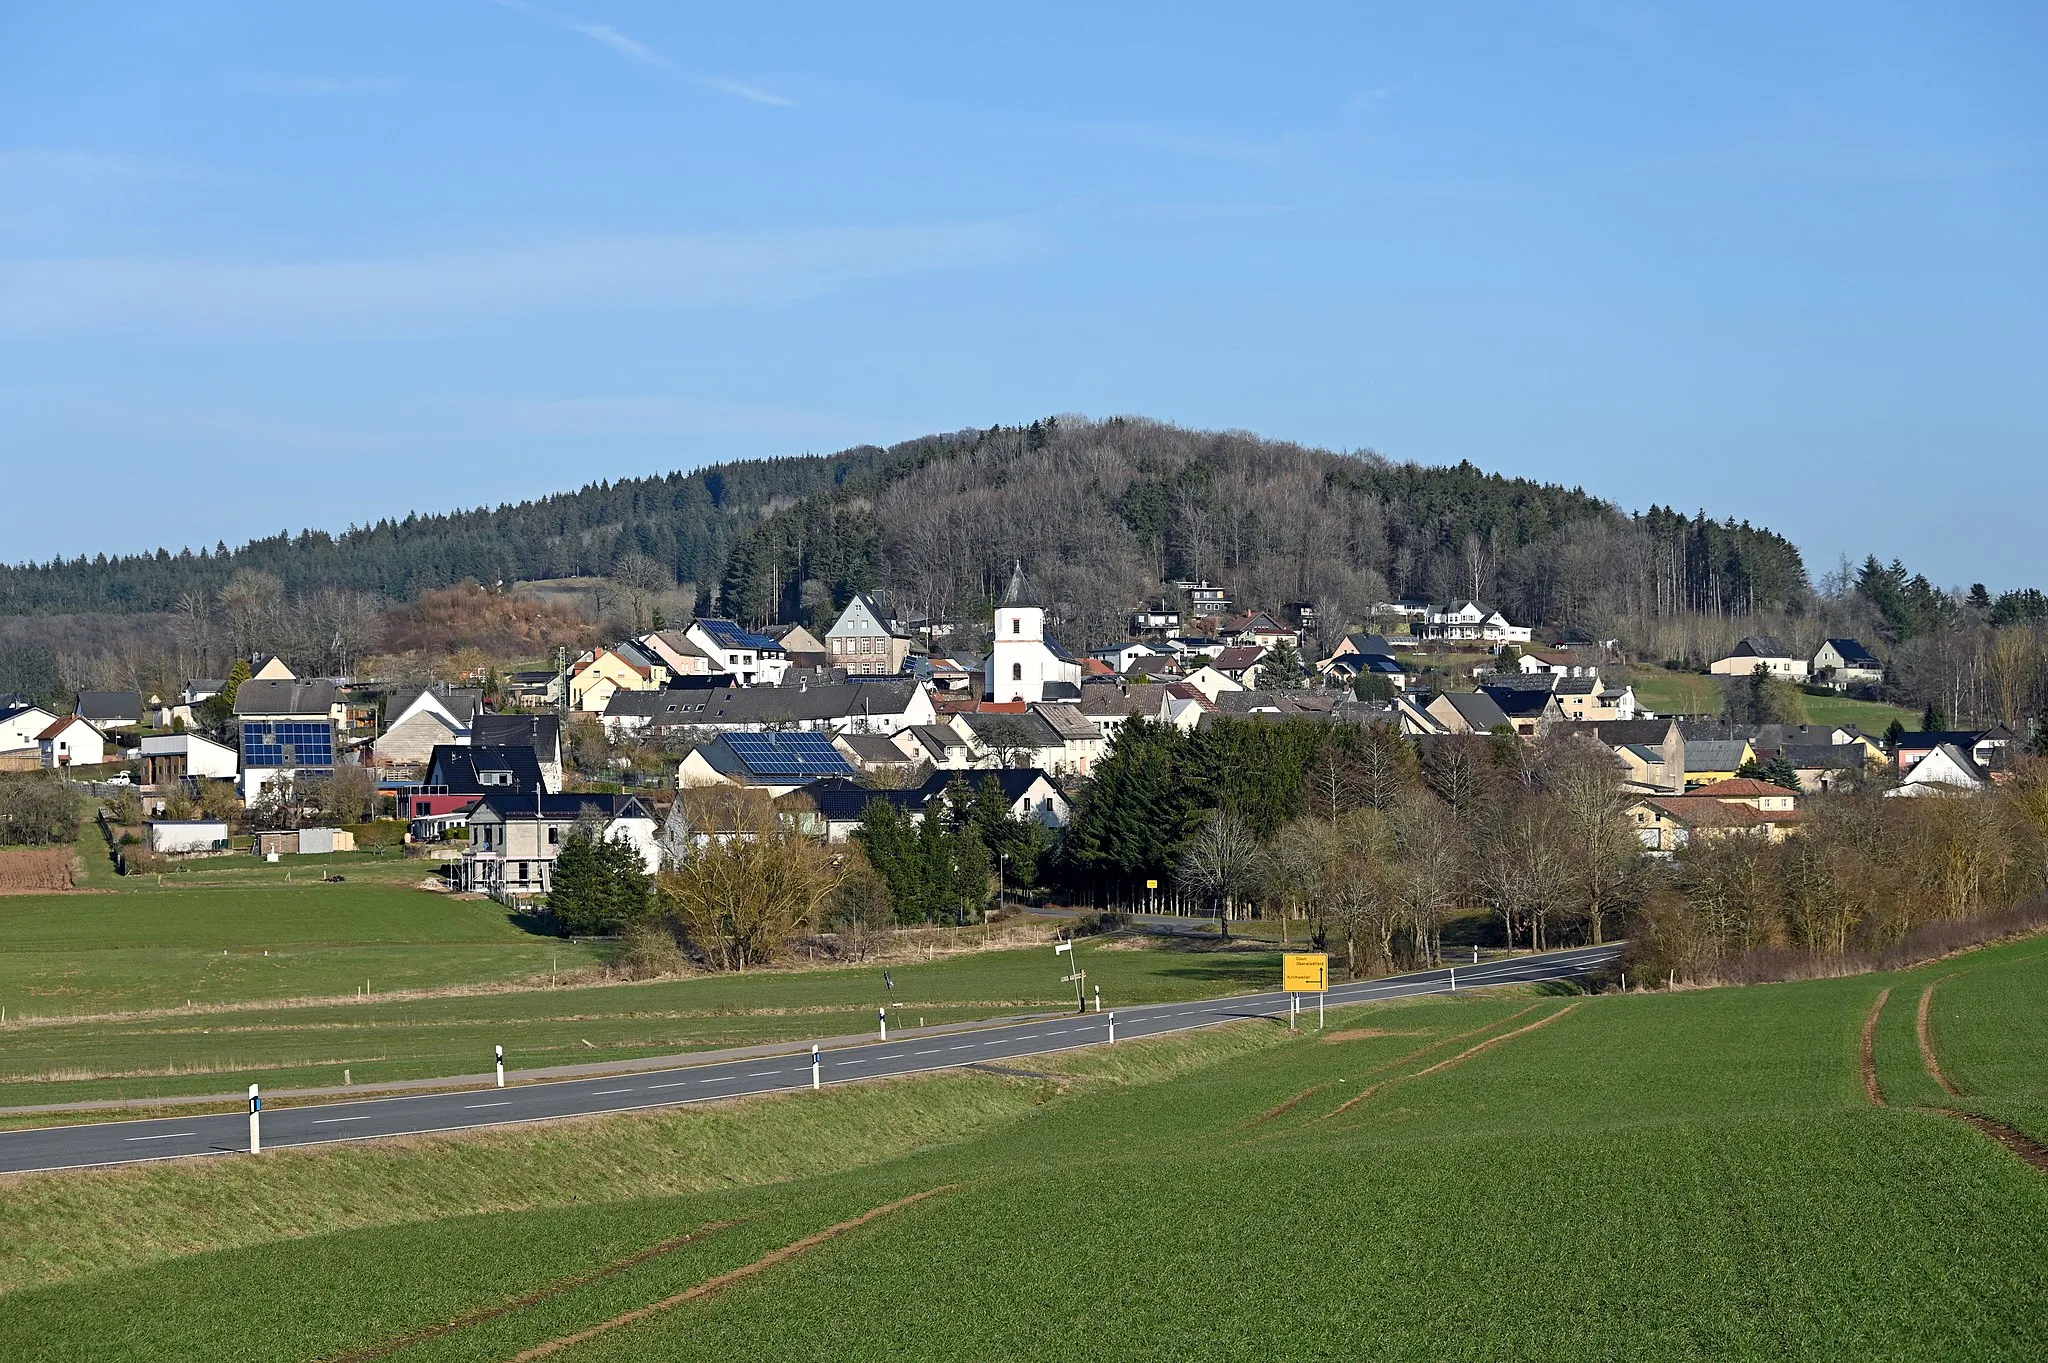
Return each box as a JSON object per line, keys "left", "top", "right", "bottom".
{"left": 0, "top": 418, "right": 1806, "bottom": 648}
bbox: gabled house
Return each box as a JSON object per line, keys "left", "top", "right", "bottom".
{"left": 0, "top": 703, "right": 60, "bottom": 756}
{"left": 893, "top": 723, "right": 986, "bottom": 770}
{"left": 832, "top": 732, "right": 922, "bottom": 779}
{"left": 138, "top": 732, "right": 238, "bottom": 785}
{"left": 472, "top": 714, "right": 564, "bottom": 792}
{"left": 1416, "top": 602, "right": 1532, "bottom": 646}
{"left": 462, "top": 793, "right": 657, "bottom": 898}
{"left": 678, "top": 730, "right": 859, "bottom": 798}
{"left": 38, "top": 715, "right": 105, "bottom": 768}
{"left": 1217, "top": 613, "right": 1300, "bottom": 650}
{"left": 250, "top": 655, "right": 297, "bottom": 681}
{"left": 825, "top": 593, "right": 913, "bottom": 677}
{"left": 686, "top": 619, "right": 791, "bottom": 687}
{"left": 1478, "top": 683, "right": 1561, "bottom": 736}
{"left": 234, "top": 678, "right": 342, "bottom": 802}
{"left": 1552, "top": 718, "right": 1686, "bottom": 794}
{"left": 637, "top": 629, "right": 719, "bottom": 680}
{"left": 611, "top": 680, "right": 935, "bottom": 739}
{"left": 569, "top": 645, "right": 664, "bottom": 712}
{"left": 1628, "top": 795, "right": 1789, "bottom": 853}
{"left": 1684, "top": 739, "right": 1755, "bottom": 787}
{"left": 1207, "top": 646, "right": 1268, "bottom": 689}
{"left": 76, "top": 691, "right": 143, "bottom": 731}
{"left": 1709, "top": 635, "right": 1808, "bottom": 681}
{"left": 1886, "top": 743, "right": 1993, "bottom": 797}
{"left": 1813, "top": 638, "right": 1882, "bottom": 691}
{"left": 1688, "top": 777, "right": 1800, "bottom": 814}
{"left": 1896, "top": 728, "right": 2012, "bottom": 774}
{"left": 378, "top": 685, "right": 484, "bottom": 768}
{"left": 1781, "top": 742, "right": 1866, "bottom": 793}
{"left": 764, "top": 623, "right": 830, "bottom": 670}
{"left": 1425, "top": 691, "right": 1513, "bottom": 736}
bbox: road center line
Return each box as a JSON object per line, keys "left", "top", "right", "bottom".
{"left": 464, "top": 1102, "right": 510, "bottom": 1109}
{"left": 123, "top": 1132, "right": 197, "bottom": 1141}
{"left": 591, "top": 1088, "right": 633, "bottom": 1095}
{"left": 746, "top": 1070, "right": 780, "bottom": 1077}
{"left": 312, "top": 1116, "right": 374, "bottom": 1124}
{"left": 646, "top": 1081, "right": 690, "bottom": 1090}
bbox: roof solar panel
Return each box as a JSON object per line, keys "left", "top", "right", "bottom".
{"left": 722, "top": 731, "right": 856, "bottom": 778}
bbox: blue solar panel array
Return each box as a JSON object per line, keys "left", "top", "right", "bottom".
{"left": 722, "top": 731, "right": 856, "bottom": 778}
{"left": 697, "top": 619, "right": 780, "bottom": 651}
{"left": 242, "top": 720, "right": 335, "bottom": 770}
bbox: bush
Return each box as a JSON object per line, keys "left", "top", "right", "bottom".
{"left": 0, "top": 772, "right": 82, "bottom": 847}
{"left": 347, "top": 819, "right": 407, "bottom": 849}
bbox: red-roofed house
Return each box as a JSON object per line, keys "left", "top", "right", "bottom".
{"left": 38, "top": 715, "right": 105, "bottom": 768}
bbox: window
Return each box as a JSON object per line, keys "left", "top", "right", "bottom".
{"left": 548, "top": 826, "right": 560, "bottom": 846}
{"left": 517, "top": 861, "right": 528, "bottom": 883}
{"left": 1012, "top": 663, "right": 1023, "bottom": 681}
{"left": 1011, "top": 617, "right": 1021, "bottom": 635}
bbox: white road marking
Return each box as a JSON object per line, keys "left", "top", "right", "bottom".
{"left": 312, "top": 1116, "right": 374, "bottom": 1125}
{"left": 913, "top": 1048, "right": 941, "bottom": 1055}
{"left": 746, "top": 1070, "right": 780, "bottom": 1077}
{"left": 949, "top": 1045, "right": 973, "bottom": 1051}
{"left": 464, "top": 1102, "right": 510, "bottom": 1109}
{"left": 124, "top": 1132, "right": 197, "bottom": 1141}
{"left": 591, "top": 1088, "right": 632, "bottom": 1095}
{"left": 873, "top": 1053, "right": 904, "bottom": 1060}
{"left": 698, "top": 1076, "right": 731, "bottom": 1083}
{"left": 647, "top": 1081, "right": 691, "bottom": 1090}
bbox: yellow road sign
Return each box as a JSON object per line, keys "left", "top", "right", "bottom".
{"left": 1282, "top": 953, "right": 1329, "bottom": 993}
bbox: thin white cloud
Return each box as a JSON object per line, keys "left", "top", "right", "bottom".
{"left": 487, "top": 0, "right": 792, "bottom": 105}
{"left": 0, "top": 222, "right": 1040, "bottom": 338}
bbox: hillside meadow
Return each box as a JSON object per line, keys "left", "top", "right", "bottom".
{"left": 0, "top": 933, "right": 2041, "bottom": 1360}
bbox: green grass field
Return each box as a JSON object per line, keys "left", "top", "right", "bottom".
{"left": 1628, "top": 666, "right": 1918, "bottom": 732}
{"left": 1, "top": 934, "right": 2042, "bottom": 1360}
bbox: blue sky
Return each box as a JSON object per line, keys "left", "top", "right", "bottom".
{"left": 3, "top": 2, "right": 2042, "bottom": 588}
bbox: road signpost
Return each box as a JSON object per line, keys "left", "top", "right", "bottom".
{"left": 1056, "top": 938, "right": 1086, "bottom": 1012}
{"left": 1282, "top": 953, "right": 1330, "bottom": 1030}
{"left": 248, "top": 1083, "right": 262, "bottom": 1154}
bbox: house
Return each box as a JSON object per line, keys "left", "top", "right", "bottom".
{"left": 764, "top": 622, "right": 830, "bottom": 670}
{"left": 1479, "top": 683, "right": 1562, "bottom": 736}
{"left": 138, "top": 732, "right": 238, "bottom": 785}
{"left": 1206, "top": 646, "right": 1268, "bottom": 690}
{"left": 378, "top": 685, "right": 484, "bottom": 768}
{"left": 1689, "top": 777, "right": 1800, "bottom": 814}
{"left": 989, "top": 563, "right": 1084, "bottom": 703}
{"left": 0, "top": 703, "right": 60, "bottom": 756}
{"left": 611, "top": 680, "right": 935, "bottom": 740}
{"left": 1781, "top": 742, "right": 1867, "bottom": 793}
{"left": 1178, "top": 663, "right": 1245, "bottom": 703}
{"left": 38, "top": 715, "right": 105, "bottom": 768}
{"left": 1684, "top": 739, "right": 1755, "bottom": 788}
{"left": 1129, "top": 598, "right": 1182, "bottom": 636}
{"left": 568, "top": 645, "right": 665, "bottom": 712}
{"left": 250, "top": 655, "right": 297, "bottom": 681}
{"left": 1173, "top": 581, "right": 1231, "bottom": 617}
{"left": 154, "top": 679, "right": 224, "bottom": 728}
{"left": 1552, "top": 718, "right": 1687, "bottom": 794}
{"left": 833, "top": 732, "right": 921, "bottom": 779}
{"left": 1416, "top": 602, "right": 1532, "bottom": 646}
{"left": 76, "top": 691, "right": 143, "bottom": 731}
{"left": 472, "top": 714, "right": 564, "bottom": 793}
{"left": 462, "top": 793, "right": 657, "bottom": 897}
{"left": 147, "top": 819, "right": 229, "bottom": 854}
{"left": 686, "top": 619, "right": 791, "bottom": 687}
{"left": 1094, "top": 641, "right": 1171, "bottom": 674}
{"left": 425, "top": 744, "right": 547, "bottom": 795}
{"left": 1886, "top": 743, "right": 1993, "bottom": 797}
{"left": 1285, "top": 601, "right": 1319, "bottom": 635}
{"left": 637, "top": 629, "right": 719, "bottom": 680}
{"left": 951, "top": 708, "right": 1070, "bottom": 771}
{"left": 825, "top": 593, "right": 913, "bottom": 677}
{"left": 780, "top": 778, "right": 927, "bottom": 842}
{"left": 1424, "top": 691, "right": 1513, "bottom": 736}
{"left": 1628, "top": 796, "right": 1786, "bottom": 853}
{"left": 893, "top": 723, "right": 986, "bottom": 770}
{"left": 1372, "top": 597, "right": 1433, "bottom": 621}
{"left": 1119, "top": 653, "right": 1187, "bottom": 682}
{"left": 1517, "top": 649, "right": 1601, "bottom": 679}
{"left": 678, "top": 730, "right": 859, "bottom": 798}
{"left": 1709, "top": 635, "right": 1809, "bottom": 681}
{"left": 233, "top": 678, "right": 341, "bottom": 802}
{"left": 1896, "top": 728, "right": 2012, "bottom": 774}
{"left": 501, "top": 669, "right": 561, "bottom": 707}
{"left": 1217, "top": 613, "right": 1300, "bottom": 650}
{"left": 1812, "top": 639, "right": 1883, "bottom": 691}
{"left": 788, "top": 767, "right": 1070, "bottom": 844}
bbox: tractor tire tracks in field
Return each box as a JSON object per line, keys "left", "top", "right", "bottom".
{"left": 314, "top": 1219, "right": 747, "bottom": 1363}
{"left": 1916, "top": 976, "right": 1961, "bottom": 1096}
{"left": 1861, "top": 987, "right": 1891, "bottom": 1106}
{"left": 505, "top": 1186, "right": 957, "bottom": 1361}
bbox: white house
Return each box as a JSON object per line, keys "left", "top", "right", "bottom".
{"left": 989, "top": 563, "right": 1083, "bottom": 703}
{"left": 1886, "top": 743, "right": 1992, "bottom": 797}
{"left": 0, "top": 703, "right": 60, "bottom": 755}
{"left": 686, "top": 619, "right": 791, "bottom": 687}
{"left": 462, "top": 792, "right": 658, "bottom": 898}
{"left": 1710, "top": 635, "right": 1809, "bottom": 681}
{"left": 138, "top": 732, "right": 239, "bottom": 784}
{"left": 1417, "top": 602, "right": 1532, "bottom": 645}
{"left": 1813, "top": 638, "right": 1882, "bottom": 690}
{"left": 39, "top": 715, "right": 106, "bottom": 768}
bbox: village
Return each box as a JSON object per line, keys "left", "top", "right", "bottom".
{"left": 0, "top": 558, "right": 2017, "bottom": 929}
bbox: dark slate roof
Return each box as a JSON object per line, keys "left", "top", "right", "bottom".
{"left": 1823, "top": 638, "right": 1881, "bottom": 668}
{"left": 1728, "top": 634, "right": 1792, "bottom": 659}
{"left": 1897, "top": 730, "right": 1996, "bottom": 751}
{"left": 387, "top": 684, "right": 482, "bottom": 726}
{"left": 1781, "top": 743, "right": 1866, "bottom": 770}
{"left": 787, "top": 777, "right": 925, "bottom": 823}
{"left": 915, "top": 767, "right": 1058, "bottom": 804}
{"left": 959, "top": 709, "right": 1065, "bottom": 748}
{"left": 472, "top": 713, "right": 562, "bottom": 753}
{"left": 1480, "top": 686, "right": 1556, "bottom": 719}
{"left": 1001, "top": 561, "right": 1042, "bottom": 609}
{"left": 1438, "top": 692, "right": 1512, "bottom": 731}
{"left": 837, "top": 733, "right": 914, "bottom": 765}
{"left": 1551, "top": 719, "right": 1678, "bottom": 748}
{"left": 232, "top": 678, "right": 339, "bottom": 717}
{"left": 473, "top": 792, "right": 650, "bottom": 821}
{"left": 1344, "top": 633, "right": 1395, "bottom": 655}
{"left": 426, "top": 745, "right": 545, "bottom": 794}
{"left": 76, "top": 690, "right": 143, "bottom": 722}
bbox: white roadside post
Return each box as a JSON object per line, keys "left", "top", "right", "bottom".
{"left": 1108, "top": 1011, "right": 1116, "bottom": 1045}
{"left": 1093, "top": 984, "right": 1101, "bottom": 1014}
{"left": 878, "top": 1006, "right": 888, "bottom": 1042}
{"left": 812, "top": 1044, "right": 821, "bottom": 1090}
{"left": 1473, "top": 946, "right": 1479, "bottom": 964}
{"left": 1289, "top": 993, "right": 1297, "bottom": 1031}
{"left": 247, "top": 1083, "right": 262, "bottom": 1155}
{"left": 494, "top": 1044, "right": 505, "bottom": 1089}
{"left": 1449, "top": 966, "right": 1457, "bottom": 993}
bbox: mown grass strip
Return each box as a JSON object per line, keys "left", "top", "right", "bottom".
{"left": 505, "top": 1187, "right": 956, "bottom": 1361}
{"left": 1917, "top": 976, "right": 1961, "bottom": 1096}
{"left": 1861, "top": 987, "right": 1891, "bottom": 1106}
{"left": 312, "top": 1218, "right": 745, "bottom": 1362}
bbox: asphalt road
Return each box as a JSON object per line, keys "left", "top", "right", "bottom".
{"left": 0, "top": 943, "right": 1621, "bottom": 1175}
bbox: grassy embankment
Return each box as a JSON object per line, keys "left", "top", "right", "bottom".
{"left": 1, "top": 934, "right": 2043, "bottom": 1359}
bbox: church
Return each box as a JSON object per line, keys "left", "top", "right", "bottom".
{"left": 988, "top": 562, "right": 1084, "bottom": 703}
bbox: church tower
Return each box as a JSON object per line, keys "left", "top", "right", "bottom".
{"left": 990, "top": 561, "right": 1047, "bottom": 703}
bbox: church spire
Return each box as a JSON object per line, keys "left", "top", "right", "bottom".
{"left": 1001, "top": 560, "right": 1042, "bottom": 608}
